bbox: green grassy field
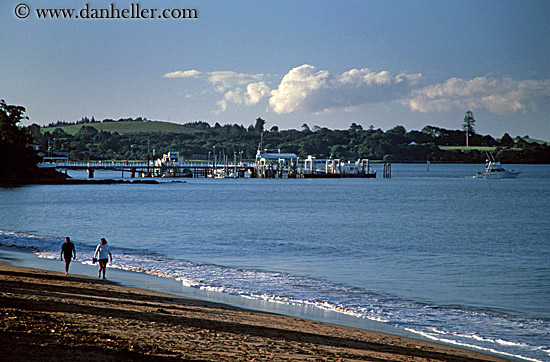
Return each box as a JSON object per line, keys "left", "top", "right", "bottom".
{"left": 41, "top": 121, "right": 199, "bottom": 135}
{"left": 437, "top": 146, "right": 523, "bottom": 151}
{"left": 518, "top": 137, "right": 550, "bottom": 145}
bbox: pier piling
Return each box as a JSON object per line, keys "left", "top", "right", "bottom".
{"left": 383, "top": 163, "right": 392, "bottom": 178}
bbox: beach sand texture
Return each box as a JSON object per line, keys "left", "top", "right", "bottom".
{"left": 0, "top": 262, "right": 508, "bottom": 362}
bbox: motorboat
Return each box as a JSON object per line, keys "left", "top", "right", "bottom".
{"left": 475, "top": 153, "right": 520, "bottom": 178}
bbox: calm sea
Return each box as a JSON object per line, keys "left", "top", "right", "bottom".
{"left": 1, "top": 163, "right": 549, "bottom": 361}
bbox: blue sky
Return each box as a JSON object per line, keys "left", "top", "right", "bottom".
{"left": 1, "top": 0, "right": 549, "bottom": 140}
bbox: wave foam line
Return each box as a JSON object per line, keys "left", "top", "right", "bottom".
{"left": 178, "top": 275, "right": 390, "bottom": 323}
{"left": 404, "top": 328, "right": 545, "bottom": 362}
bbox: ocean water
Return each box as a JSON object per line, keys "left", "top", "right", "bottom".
{"left": 1, "top": 163, "right": 549, "bottom": 361}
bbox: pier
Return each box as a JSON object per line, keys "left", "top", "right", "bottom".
{"left": 38, "top": 160, "right": 224, "bottom": 178}
{"left": 38, "top": 160, "right": 382, "bottom": 179}
{"left": 38, "top": 152, "right": 382, "bottom": 179}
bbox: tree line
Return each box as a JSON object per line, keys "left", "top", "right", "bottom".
{"left": 36, "top": 116, "right": 550, "bottom": 164}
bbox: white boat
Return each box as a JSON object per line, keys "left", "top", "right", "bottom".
{"left": 475, "top": 153, "right": 520, "bottom": 179}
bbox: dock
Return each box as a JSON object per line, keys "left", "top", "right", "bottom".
{"left": 38, "top": 150, "right": 384, "bottom": 179}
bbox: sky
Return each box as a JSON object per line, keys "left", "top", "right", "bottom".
{"left": 1, "top": 0, "right": 549, "bottom": 140}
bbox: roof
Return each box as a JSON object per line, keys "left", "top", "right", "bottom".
{"left": 256, "top": 152, "right": 298, "bottom": 160}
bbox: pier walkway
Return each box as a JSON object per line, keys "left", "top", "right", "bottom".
{"left": 37, "top": 159, "right": 381, "bottom": 179}
{"left": 38, "top": 160, "right": 219, "bottom": 178}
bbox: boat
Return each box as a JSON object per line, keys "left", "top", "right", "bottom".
{"left": 475, "top": 152, "right": 520, "bottom": 179}
{"left": 302, "top": 156, "right": 376, "bottom": 178}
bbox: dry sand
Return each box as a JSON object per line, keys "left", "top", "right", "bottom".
{"left": 0, "top": 262, "right": 509, "bottom": 361}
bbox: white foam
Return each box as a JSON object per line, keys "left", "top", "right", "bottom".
{"left": 404, "top": 328, "right": 545, "bottom": 362}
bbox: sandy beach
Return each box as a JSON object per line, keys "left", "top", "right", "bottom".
{"left": 0, "top": 262, "right": 509, "bottom": 362}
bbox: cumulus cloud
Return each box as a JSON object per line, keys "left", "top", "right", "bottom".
{"left": 163, "top": 69, "right": 269, "bottom": 112}
{"left": 269, "top": 64, "right": 422, "bottom": 114}
{"left": 268, "top": 65, "right": 329, "bottom": 114}
{"left": 164, "top": 65, "right": 550, "bottom": 116}
{"left": 214, "top": 90, "right": 241, "bottom": 114}
{"left": 246, "top": 82, "right": 271, "bottom": 105}
{"left": 406, "top": 77, "right": 550, "bottom": 114}
{"left": 211, "top": 83, "right": 271, "bottom": 113}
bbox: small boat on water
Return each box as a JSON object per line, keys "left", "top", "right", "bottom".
{"left": 475, "top": 152, "right": 520, "bottom": 179}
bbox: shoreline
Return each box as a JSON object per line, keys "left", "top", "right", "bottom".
{"left": 0, "top": 254, "right": 509, "bottom": 361}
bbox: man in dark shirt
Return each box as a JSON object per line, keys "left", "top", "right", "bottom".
{"left": 60, "top": 237, "right": 76, "bottom": 276}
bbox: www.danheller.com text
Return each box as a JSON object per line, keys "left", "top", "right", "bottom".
{"left": 15, "top": 2, "right": 199, "bottom": 20}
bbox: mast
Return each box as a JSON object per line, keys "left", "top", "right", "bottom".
{"left": 257, "top": 132, "right": 264, "bottom": 155}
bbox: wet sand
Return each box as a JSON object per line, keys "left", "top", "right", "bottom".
{"left": 0, "top": 262, "right": 508, "bottom": 361}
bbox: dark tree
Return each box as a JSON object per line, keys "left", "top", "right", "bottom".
{"left": 463, "top": 110, "right": 476, "bottom": 147}
{"left": 0, "top": 100, "right": 39, "bottom": 181}
{"left": 255, "top": 117, "right": 266, "bottom": 133}
{"left": 500, "top": 133, "right": 515, "bottom": 147}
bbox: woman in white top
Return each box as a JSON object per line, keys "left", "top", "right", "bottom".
{"left": 94, "top": 237, "right": 112, "bottom": 279}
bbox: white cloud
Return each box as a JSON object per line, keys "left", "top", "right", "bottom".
{"left": 206, "top": 71, "right": 264, "bottom": 90}
{"left": 223, "top": 89, "right": 243, "bottom": 104}
{"left": 215, "top": 99, "right": 227, "bottom": 114}
{"left": 164, "top": 69, "right": 269, "bottom": 112}
{"left": 214, "top": 89, "right": 243, "bottom": 114}
{"left": 163, "top": 69, "right": 264, "bottom": 88}
{"left": 163, "top": 66, "right": 550, "bottom": 116}
{"left": 406, "top": 77, "right": 550, "bottom": 114}
{"left": 245, "top": 82, "right": 270, "bottom": 105}
{"left": 269, "top": 64, "right": 329, "bottom": 114}
{"left": 163, "top": 70, "right": 202, "bottom": 79}
{"left": 269, "top": 64, "right": 422, "bottom": 114}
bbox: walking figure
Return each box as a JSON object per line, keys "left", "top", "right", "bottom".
{"left": 60, "top": 237, "right": 76, "bottom": 276}
{"left": 94, "top": 238, "right": 112, "bottom": 279}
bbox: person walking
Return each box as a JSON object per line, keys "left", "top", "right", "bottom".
{"left": 60, "top": 237, "right": 76, "bottom": 276}
{"left": 94, "top": 238, "right": 112, "bottom": 279}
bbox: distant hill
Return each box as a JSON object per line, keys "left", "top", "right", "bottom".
{"left": 515, "top": 136, "right": 549, "bottom": 145}
{"left": 41, "top": 120, "right": 199, "bottom": 135}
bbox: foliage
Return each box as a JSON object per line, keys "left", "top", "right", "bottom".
{"left": 0, "top": 99, "right": 39, "bottom": 179}
{"left": 462, "top": 110, "right": 476, "bottom": 133}
{"left": 500, "top": 133, "right": 515, "bottom": 147}
{"left": 34, "top": 118, "right": 550, "bottom": 164}
{"left": 462, "top": 110, "right": 476, "bottom": 147}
